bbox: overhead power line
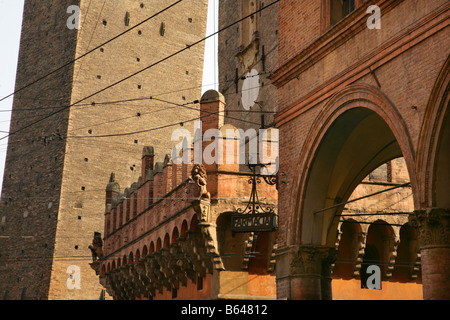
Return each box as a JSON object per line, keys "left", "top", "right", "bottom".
{"left": 0, "top": 74, "right": 272, "bottom": 114}
{"left": 63, "top": 97, "right": 262, "bottom": 139}
{"left": 0, "top": 0, "right": 184, "bottom": 104}
{"left": 313, "top": 182, "right": 412, "bottom": 215}
{"left": 0, "top": 0, "right": 280, "bottom": 143}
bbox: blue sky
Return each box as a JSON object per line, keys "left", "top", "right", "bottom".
{"left": 0, "top": 0, "right": 218, "bottom": 193}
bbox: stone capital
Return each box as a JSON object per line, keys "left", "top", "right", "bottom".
{"left": 290, "top": 245, "right": 337, "bottom": 278}
{"left": 409, "top": 208, "right": 450, "bottom": 249}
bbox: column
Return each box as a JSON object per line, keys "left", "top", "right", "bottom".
{"left": 284, "top": 245, "right": 337, "bottom": 300}
{"left": 409, "top": 208, "right": 450, "bottom": 300}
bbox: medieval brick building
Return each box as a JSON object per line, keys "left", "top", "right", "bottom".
{"left": 86, "top": 0, "right": 450, "bottom": 301}
{"left": 216, "top": 0, "right": 432, "bottom": 300}
{"left": 271, "top": 0, "right": 449, "bottom": 300}
{"left": 90, "top": 90, "right": 279, "bottom": 300}
{"left": 2, "top": 0, "right": 449, "bottom": 301}
{"left": 0, "top": 0, "right": 208, "bottom": 300}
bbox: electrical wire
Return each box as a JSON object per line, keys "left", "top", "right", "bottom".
{"left": 0, "top": 74, "right": 269, "bottom": 113}
{"left": 57, "top": 92, "right": 266, "bottom": 139}
{"left": 0, "top": 0, "right": 280, "bottom": 142}
{"left": 72, "top": 0, "right": 108, "bottom": 88}
{"left": 0, "top": 0, "right": 184, "bottom": 104}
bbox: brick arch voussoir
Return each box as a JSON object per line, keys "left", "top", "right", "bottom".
{"left": 416, "top": 55, "right": 450, "bottom": 209}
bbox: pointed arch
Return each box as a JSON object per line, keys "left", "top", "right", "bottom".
{"left": 290, "top": 83, "right": 417, "bottom": 247}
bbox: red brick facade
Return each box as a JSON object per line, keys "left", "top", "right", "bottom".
{"left": 91, "top": 91, "right": 278, "bottom": 300}
{"left": 271, "top": 0, "right": 449, "bottom": 300}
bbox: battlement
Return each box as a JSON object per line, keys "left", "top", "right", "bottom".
{"left": 96, "top": 92, "right": 279, "bottom": 300}
{"left": 103, "top": 90, "right": 279, "bottom": 245}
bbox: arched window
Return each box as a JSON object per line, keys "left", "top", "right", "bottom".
{"left": 330, "top": 0, "right": 355, "bottom": 26}
{"left": 135, "top": 249, "right": 140, "bottom": 261}
{"left": 142, "top": 245, "right": 148, "bottom": 258}
{"left": 190, "top": 214, "right": 199, "bottom": 231}
{"left": 360, "top": 221, "right": 394, "bottom": 289}
{"left": 149, "top": 241, "right": 155, "bottom": 254}
{"left": 156, "top": 238, "right": 162, "bottom": 252}
{"left": 128, "top": 252, "right": 134, "bottom": 264}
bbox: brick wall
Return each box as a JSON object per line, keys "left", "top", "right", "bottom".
{"left": 0, "top": 0, "right": 208, "bottom": 300}
{"left": 272, "top": 0, "right": 450, "bottom": 299}
{"left": 95, "top": 91, "right": 278, "bottom": 300}
{"left": 0, "top": 0, "right": 80, "bottom": 300}
{"left": 218, "top": 0, "right": 279, "bottom": 132}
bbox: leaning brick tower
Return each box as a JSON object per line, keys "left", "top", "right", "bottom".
{"left": 0, "top": 0, "right": 208, "bottom": 300}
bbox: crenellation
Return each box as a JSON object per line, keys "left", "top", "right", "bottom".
{"left": 91, "top": 91, "right": 278, "bottom": 299}
{"left": 171, "top": 156, "right": 183, "bottom": 189}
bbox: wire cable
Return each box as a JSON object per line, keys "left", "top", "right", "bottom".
{"left": 0, "top": 1, "right": 279, "bottom": 143}
{"left": 0, "top": 2, "right": 279, "bottom": 144}
{"left": 0, "top": 0, "right": 184, "bottom": 104}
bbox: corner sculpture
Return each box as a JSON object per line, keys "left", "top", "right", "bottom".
{"left": 189, "top": 164, "right": 211, "bottom": 202}
{"left": 89, "top": 232, "right": 104, "bottom": 262}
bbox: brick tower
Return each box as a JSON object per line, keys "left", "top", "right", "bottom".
{"left": 218, "top": 0, "right": 279, "bottom": 131}
{"left": 0, "top": 0, "right": 208, "bottom": 300}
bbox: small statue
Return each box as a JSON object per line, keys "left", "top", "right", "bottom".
{"left": 88, "top": 232, "right": 104, "bottom": 262}
{"left": 190, "top": 164, "right": 211, "bottom": 201}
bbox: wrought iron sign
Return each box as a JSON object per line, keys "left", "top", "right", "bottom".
{"left": 231, "top": 163, "right": 277, "bottom": 233}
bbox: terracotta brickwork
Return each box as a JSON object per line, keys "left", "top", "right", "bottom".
{"left": 2, "top": 0, "right": 448, "bottom": 301}
{"left": 0, "top": 0, "right": 80, "bottom": 300}
{"left": 91, "top": 91, "right": 278, "bottom": 300}
{"left": 0, "top": 0, "right": 208, "bottom": 300}
{"left": 271, "top": 0, "right": 450, "bottom": 300}
{"left": 218, "top": 0, "right": 279, "bottom": 132}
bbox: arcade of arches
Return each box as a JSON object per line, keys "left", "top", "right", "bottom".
{"left": 273, "top": 60, "right": 450, "bottom": 300}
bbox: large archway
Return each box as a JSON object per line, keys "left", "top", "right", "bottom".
{"left": 331, "top": 156, "right": 423, "bottom": 300}
{"left": 286, "top": 83, "right": 418, "bottom": 300}
{"left": 301, "top": 108, "right": 406, "bottom": 246}
{"left": 291, "top": 84, "right": 417, "bottom": 246}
